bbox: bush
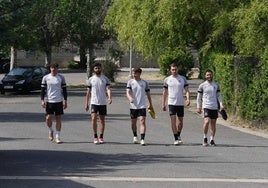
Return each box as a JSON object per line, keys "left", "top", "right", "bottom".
{"left": 201, "top": 51, "right": 268, "bottom": 126}
{"left": 103, "top": 60, "right": 117, "bottom": 82}
{"left": 158, "top": 47, "right": 193, "bottom": 77}
{"left": 67, "top": 61, "right": 79, "bottom": 69}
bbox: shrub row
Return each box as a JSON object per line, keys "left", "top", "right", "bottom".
{"left": 201, "top": 51, "right": 268, "bottom": 127}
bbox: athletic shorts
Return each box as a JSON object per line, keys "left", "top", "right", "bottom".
{"left": 203, "top": 108, "right": 218, "bottom": 119}
{"left": 91, "top": 104, "right": 107, "bottom": 115}
{"left": 130, "top": 108, "right": 146, "bottom": 119}
{"left": 168, "top": 105, "right": 184, "bottom": 117}
{"left": 46, "top": 102, "right": 64, "bottom": 115}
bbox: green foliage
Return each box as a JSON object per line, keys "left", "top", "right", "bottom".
{"left": 242, "top": 51, "right": 268, "bottom": 124}
{"left": 201, "top": 51, "right": 268, "bottom": 125}
{"left": 67, "top": 61, "right": 79, "bottom": 69}
{"left": 103, "top": 61, "right": 118, "bottom": 82}
{"left": 232, "top": 0, "right": 268, "bottom": 57}
{"left": 200, "top": 52, "right": 234, "bottom": 110}
{"left": 158, "top": 47, "right": 193, "bottom": 77}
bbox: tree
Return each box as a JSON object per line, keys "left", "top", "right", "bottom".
{"left": 28, "top": 0, "right": 69, "bottom": 67}
{"left": 0, "top": 0, "right": 34, "bottom": 70}
{"left": 104, "top": 0, "right": 219, "bottom": 73}
{"left": 232, "top": 0, "right": 268, "bottom": 57}
{"left": 59, "top": 0, "right": 111, "bottom": 77}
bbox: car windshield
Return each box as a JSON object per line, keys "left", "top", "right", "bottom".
{"left": 7, "top": 67, "right": 32, "bottom": 77}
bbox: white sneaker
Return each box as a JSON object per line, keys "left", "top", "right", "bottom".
{"left": 178, "top": 137, "right": 183, "bottom": 144}
{"left": 48, "top": 131, "right": 54, "bottom": 141}
{"left": 203, "top": 138, "right": 209, "bottom": 146}
{"left": 133, "top": 136, "right": 139, "bottom": 144}
{"left": 140, "top": 139, "right": 146, "bottom": 146}
{"left": 174, "top": 139, "right": 182, "bottom": 145}
{"left": 174, "top": 140, "right": 179, "bottom": 145}
{"left": 93, "top": 138, "right": 99, "bottom": 144}
{"left": 55, "top": 137, "right": 62, "bottom": 144}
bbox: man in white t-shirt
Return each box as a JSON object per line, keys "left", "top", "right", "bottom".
{"left": 126, "top": 67, "right": 153, "bottom": 146}
{"left": 85, "top": 63, "right": 112, "bottom": 144}
{"left": 162, "top": 63, "right": 190, "bottom": 145}
{"left": 41, "top": 63, "right": 67, "bottom": 144}
{"left": 197, "top": 69, "right": 224, "bottom": 146}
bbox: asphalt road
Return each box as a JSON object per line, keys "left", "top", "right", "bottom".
{"left": 0, "top": 71, "right": 268, "bottom": 188}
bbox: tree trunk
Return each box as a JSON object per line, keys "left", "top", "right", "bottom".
{"left": 45, "top": 48, "right": 52, "bottom": 68}
{"left": 10, "top": 46, "right": 17, "bottom": 71}
{"left": 79, "top": 46, "right": 87, "bottom": 69}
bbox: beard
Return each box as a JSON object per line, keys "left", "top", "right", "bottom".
{"left": 95, "top": 71, "right": 101, "bottom": 75}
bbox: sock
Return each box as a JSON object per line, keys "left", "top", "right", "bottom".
{"left": 94, "top": 134, "right": 98, "bottom": 138}
{"left": 133, "top": 132, "right": 137, "bottom": 137}
{"left": 48, "top": 127, "right": 53, "bottom": 132}
{"left": 100, "top": 134, "right": 104, "bottom": 138}
{"left": 174, "top": 134, "right": 178, "bottom": 140}
{"left": 210, "top": 136, "right": 214, "bottom": 141}
{"left": 141, "top": 133, "right": 145, "bottom": 140}
{"left": 203, "top": 134, "right": 207, "bottom": 138}
{"left": 177, "top": 131, "right": 181, "bottom": 137}
{"left": 56, "top": 131, "right": 60, "bottom": 138}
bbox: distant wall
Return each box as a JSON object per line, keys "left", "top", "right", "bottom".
{"left": 17, "top": 50, "right": 160, "bottom": 69}
{"left": 120, "top": 53, "right": 159, "bottom": 68}
{"left": 16, "top": 50, "right": 74, "bottom": 67}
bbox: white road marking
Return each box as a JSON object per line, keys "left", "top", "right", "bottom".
{"left": 0, "top": 176, "right": 268, "bottom": 183}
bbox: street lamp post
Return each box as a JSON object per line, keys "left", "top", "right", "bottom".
{"left": 129, "top": 39, "right": 133, "bottom": 78}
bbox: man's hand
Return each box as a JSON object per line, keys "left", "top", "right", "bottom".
{"left": 197, "top": 108, "right": 202, "bottom": 114}
{"left": 41, "top": 100, "right": 46, "bottom": 108}
{"left": 63, "top": 100, "right": 67, "bottom": 109}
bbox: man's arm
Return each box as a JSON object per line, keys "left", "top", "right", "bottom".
{"left": 40, "top": 77, "right": 46, "bottom": 108}
{"left": 85, "top": 88, "right": 91, "bottom": 111}
{"left": 126, "top": 89, "right": 134, "bottom": 103}
{"left": 106, "top": 86, "right": 112, "bottom": 104}
{"left": 162, "top": 88, "right": 168, "bottom": 111}
{"left": 196, "top": 85, "right": 203, "bottom": 114}
{"left": 184, "top": 87, "right": 190, "bottom": 106}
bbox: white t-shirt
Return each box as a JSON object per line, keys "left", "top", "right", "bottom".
{"left": 197, "top": 81, "right": 223, "bottom": 110}
{"left": 87, "top": 75, "right": 110, "bottom": 105}
{"left": 126, "top": 79, "right": 150, "bottom": 109}
{"left": 163, "top": 75, "right": 188, "bottom": 106}
{"left": 41, "top": 73, "right": 66, "bottom": 103}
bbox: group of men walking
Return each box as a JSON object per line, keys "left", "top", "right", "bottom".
{"left": 40, "top": 62, "right": 225, "bottom": 147}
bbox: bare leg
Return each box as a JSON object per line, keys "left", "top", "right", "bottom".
{"left": 210, "top": 119, "right": 217, "bottom": 137}
{"left": 140, "top": 116, "right": 146, "bottom": 134}
{"left": 203, "top": 117, "right": 210, "bottom": 135}
{"left": 91, "top": 113, "right": 98, "bottom": 135}
{"left": 55, "top": 115, "right": 62, "bottom": 132}
{"left": 170, "top": 115, "right": 177, "bottom": 134}
{"left": 46, "top": 114, "right": 53, "bottom": 129}
{"left": 131, "top": 118, "right": 137, "bottom": 134}
{"left": 177, "top": 116, "right": 183, "bottom": 133}
{"left": 99, "top": 115, "right": 105, "bottom": 135}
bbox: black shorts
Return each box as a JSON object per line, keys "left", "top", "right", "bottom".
{"left": 91, "top": 104, "right": 107, "bottom": 115}
{"left": 168, "top": 105, "right": 184, "bottom": 117}
{"left": 130, "top": 108, "right": 146, "bottom": 119}
{"left": 46, "top": 102, "right": 64, "bottom": 115}
{"left": 203, "top": 108, "right": 218, "bottom": 119}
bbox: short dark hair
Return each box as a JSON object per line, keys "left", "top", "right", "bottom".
{"left": 170, "top": 63, "right": 178, "bottom": 68}
{"left": 50, "top": 63, "right": 59, "bottom": 68}
{"left": 93, "top": 62, "right": 102, "bottom": 68}
{"left": 205, "top": 69, "right": 213, "bottom": 74}
{"left": 132, "top": 67, "right": 142, "bottom": 73}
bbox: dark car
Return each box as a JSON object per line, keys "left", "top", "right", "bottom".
{"left": 0, "top": 66, "right": 49, "bottom": 94}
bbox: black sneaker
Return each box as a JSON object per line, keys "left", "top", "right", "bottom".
{"left": 203, "top": 138, "right": 208, "bottom": 146}
{"left": 210, "top": 140, "right": 216, "bottom": 146}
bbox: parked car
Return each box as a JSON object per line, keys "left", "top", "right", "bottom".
{"left": 0, "top": 66, "right": 49, "bottom": 94}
